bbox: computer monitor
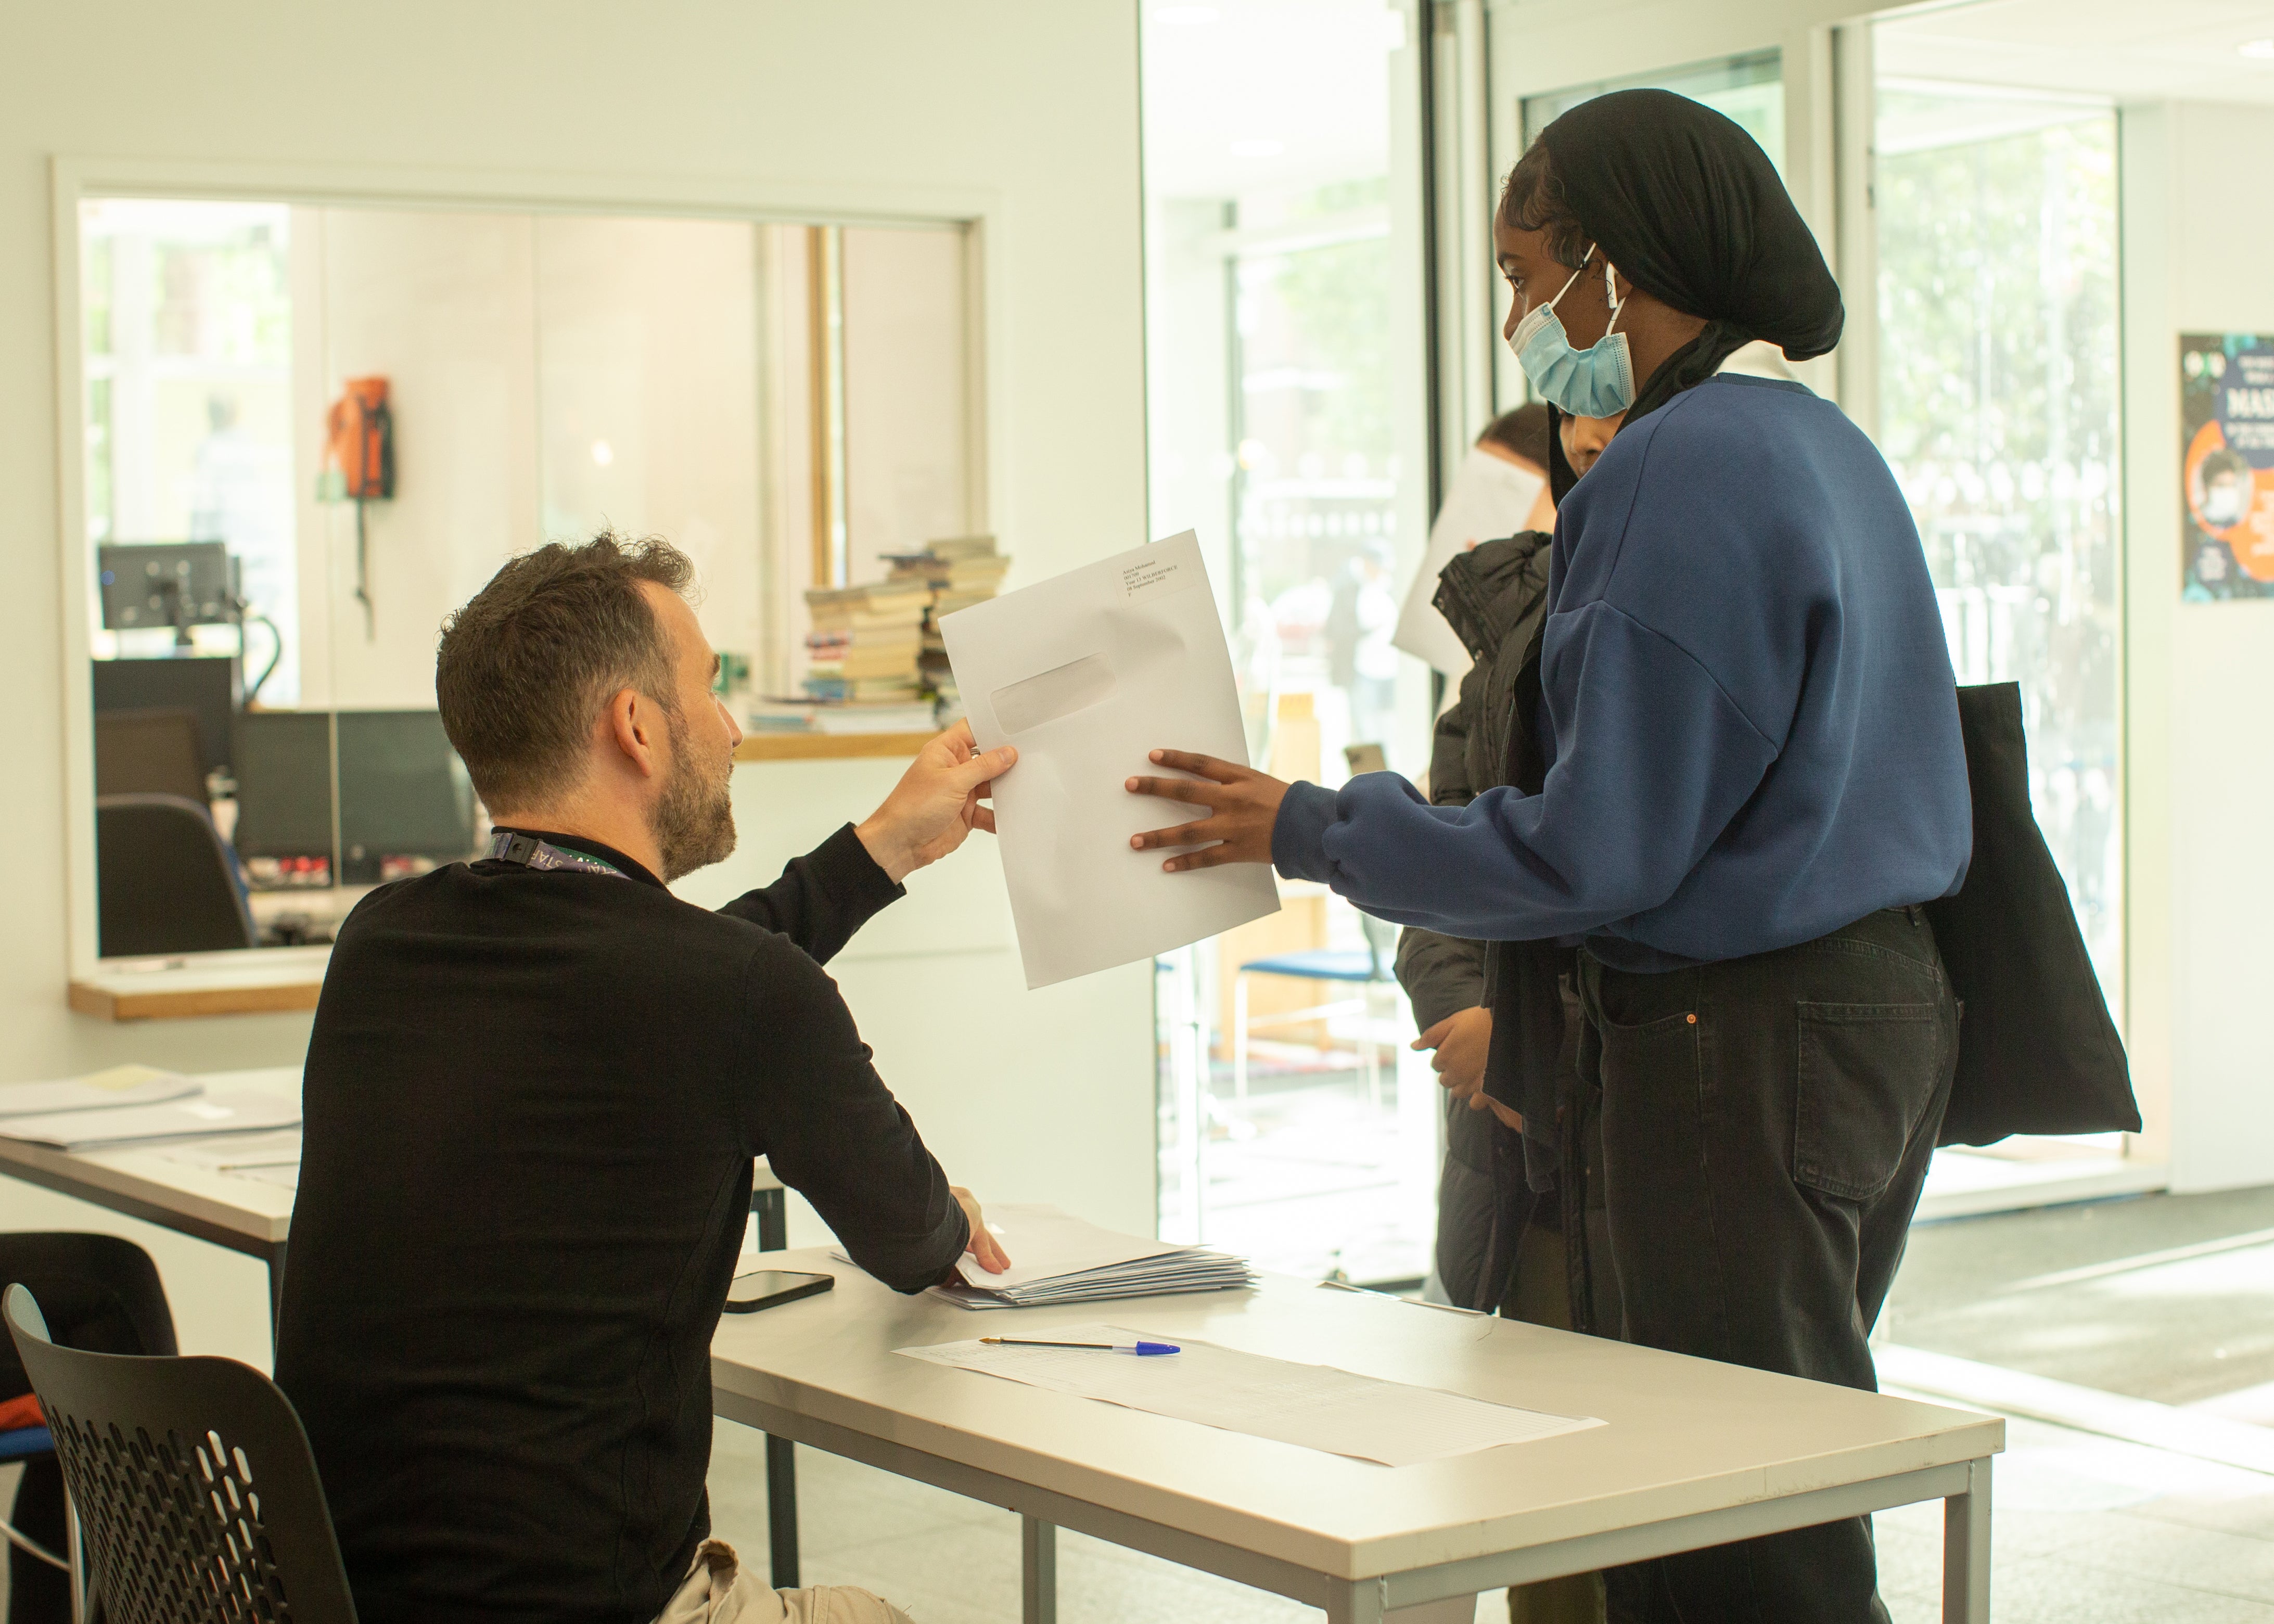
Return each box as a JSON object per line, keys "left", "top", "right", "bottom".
{"left": 97, "top": 542, "right": 234, "bottom": 637}
{"left": 231, "top": 711, "right": 335, "bottom": 888}
{"left": 336, "top": 710, "right": 479, "bottom": 884}
{"left": 91, "top": 656, "right": 237, "bottom": 778}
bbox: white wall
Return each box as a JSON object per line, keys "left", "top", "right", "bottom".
{"left": 2, "top": 0, "right": 1151, "bottom": 1350}
{"left": 842, "top": 224, "right": 975, "bottom": 582}
{"left": 2120, "top": 100, "right": 2274, "bottom": 1193}
{"left": 535, "top": 214, "right": 766, "bottom": 668}
{"left": 297, "top": 208, "right": 545, "bottom": 709}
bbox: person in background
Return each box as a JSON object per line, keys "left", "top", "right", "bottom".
{"left": 1475, "top": 402, "right": 1560, "bottom": 533}
{"left": 1557, "top": 408, "right": 1620, "bottom": 476}
{"left": 277, "top": 533, "right": 1016, "bottom": 1624}
{"left": 1404, "top": 411, "right": 1624, "bottom": 1314}
{"left": 1398, "top": 409, "right": 1623, "bottom": 1624}
{"left": 1128, "top": 90, "right": 1969, "bottom": 1624}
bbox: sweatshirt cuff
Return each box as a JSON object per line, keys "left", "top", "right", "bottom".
{"left": 817, "top": 822, "right": 908, "bottom": 912}
{"left": 1271, "top": 782, "right": 1337, "bottom": 883}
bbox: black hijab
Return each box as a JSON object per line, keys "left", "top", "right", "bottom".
{"left": 1536, "top": 88, "right": 1843, "bottom": 499}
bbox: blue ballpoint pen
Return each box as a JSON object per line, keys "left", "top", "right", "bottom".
{"left": 980, "top": 1337, "right": 1181, "bottom": 1356}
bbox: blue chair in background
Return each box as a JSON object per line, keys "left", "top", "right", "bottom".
{"left": 1231, "top": 913, "right": 1400, "bottom": 1108}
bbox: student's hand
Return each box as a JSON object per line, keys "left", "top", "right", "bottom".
{"left": 1414, "top": 1007, "right": 1491, "bottom": 1094}
{"left": 1124, "top": 750, "right": 1291, "bottom": 871}
{"left": 855, "top": 721, "right": 1017, "bottom": 883}
{"left": 953, "top": 1187, "right": 1012, "bottom": 1274}
{"left": 1413, "top": 1007, "right": 1525, "bottom": 1132}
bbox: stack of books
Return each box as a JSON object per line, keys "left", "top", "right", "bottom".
{"left": 880, "top": 536, "right": 1012, "bottom": 722}
{"left": 803, "top": 579, "right": 932, "bottom": 705}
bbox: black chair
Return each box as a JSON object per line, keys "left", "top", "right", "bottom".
{"left": 93, "top": 713, "right": 208, "bottom": 805}
{"left": 0, "top": 1235, "right": 181, "bottom": 1623}
{"left": 2, "top": 1283, "right": 358, "bottom": 1624}
{"left": 94, "top": 796, "right": 254, "bottom": 959}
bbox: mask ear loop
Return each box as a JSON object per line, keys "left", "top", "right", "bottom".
{"left": 1539, "top": 245, "right": 1593, "bottom": 318}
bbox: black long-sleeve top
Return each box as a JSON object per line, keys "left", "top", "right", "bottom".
{"left": 274, "top": 824, "right": 969, "bottom": 1624}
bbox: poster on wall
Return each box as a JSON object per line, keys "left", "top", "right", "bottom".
{"left": 2181, "top": 334, "right": 2274, "bottom": 600}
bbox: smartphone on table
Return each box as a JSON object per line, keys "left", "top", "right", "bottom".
{"left": 725, "top": 1269, "right": 835, "bottom": 1314}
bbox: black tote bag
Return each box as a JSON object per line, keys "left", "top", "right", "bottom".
{"left": 1924, "top": 682, "right": 2140, "bottom": 1146}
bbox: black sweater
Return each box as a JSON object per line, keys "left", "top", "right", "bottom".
{"left": 274, "top": 824, "right": 969, "bottom": 1624}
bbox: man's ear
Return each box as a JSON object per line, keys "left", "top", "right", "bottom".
{"left": 604, "top": 687, "right": 662, "bottom": 779}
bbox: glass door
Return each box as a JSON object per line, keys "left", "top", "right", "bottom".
{"left": 1142, "top": 0, "right": 1437, "bottom": 1283}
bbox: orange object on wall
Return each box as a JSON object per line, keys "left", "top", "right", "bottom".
{"left": 324, "top": 376, "right": 394, "bottom": 500}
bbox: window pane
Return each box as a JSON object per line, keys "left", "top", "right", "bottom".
{"left": 1143, "top": 0, "right": 1434, "bottom": 1283}
{"left": 1874, "top": 86, "right": 2124, "bottom": 1015}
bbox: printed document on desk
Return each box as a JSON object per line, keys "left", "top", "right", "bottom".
{"left": 0, "top": 1065, "right": 201, "bottom": 1119}
{"left": 0, "top": 1091, "right": 301, "bottom": 1151}
{"left": 899, "top": 1323, "right": 1602, "bottom": 1466}
{"left": 939, "top": 531, "right": 1278, "bottom": 989}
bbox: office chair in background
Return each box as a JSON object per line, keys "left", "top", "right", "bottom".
{"left": 94, "top": 796, "right": 254, "bottom": 959}
{"left": 3, "top": 1282, "right": 359, "bottom": 1624}
{"left": 92, "top": 711, "right": 206, "bottom": 805}
{"left": 1230, "top": 911, "right": 1402, "bottom": 1109}
{"left": 0, "top": 1236, "right": 179, "bottom": 1624}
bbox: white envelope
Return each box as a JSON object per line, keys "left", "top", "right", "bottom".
{"left": 941, "top": 531, "right": 1280, "bottom": 989}
{"left": 1392, "top": 447, "right": 1547, "bottom": 678}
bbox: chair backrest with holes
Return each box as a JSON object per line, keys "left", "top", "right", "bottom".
{"left": 2, "top": 1284, "right": 357, "bottom": 1624}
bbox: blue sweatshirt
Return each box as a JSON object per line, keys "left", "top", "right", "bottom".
{"left": 1273, "top": 375, "right": 1971, "bottom": 973}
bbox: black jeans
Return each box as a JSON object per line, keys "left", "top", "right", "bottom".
{"left": 1577, "top": 907, "right": 1958, "bottom": 1624}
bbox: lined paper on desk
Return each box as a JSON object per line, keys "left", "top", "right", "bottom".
{"left": 898, "top": 1323, "right": 1602, "bottom": 1466}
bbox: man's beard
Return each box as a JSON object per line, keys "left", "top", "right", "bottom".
{"left": 649, "top": 708, "right": 737, "bottom": 882}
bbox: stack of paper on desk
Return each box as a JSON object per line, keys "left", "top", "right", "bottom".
{"left": 0, "top": 1091, "right": 301, "bottom": 1152}
{"left": 927, "top": 1204, "right": 1255, "bottom": 1311}
{"left": 0, "top": 1065, "right": 201, "bottom": 1118}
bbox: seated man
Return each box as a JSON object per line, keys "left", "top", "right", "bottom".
{"left": 275, "top": 533, "right": 1015, "bottom": 1624}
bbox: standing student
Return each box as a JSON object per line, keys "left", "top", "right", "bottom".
{"left": 1126, "top": 89, "right": 1968, "bottom": 1624}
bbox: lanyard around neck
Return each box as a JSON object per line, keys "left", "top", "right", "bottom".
{"left": 485, "top": 831, "right": 625, "bottom": 877}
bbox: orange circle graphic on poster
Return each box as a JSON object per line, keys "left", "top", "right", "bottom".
{"left": 2184, "top": 420, "right": 2274, "bottom": 580}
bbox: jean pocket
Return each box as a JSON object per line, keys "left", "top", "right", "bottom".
{"left": 1793, "top": 1001, "right": 1942, "bottom": 1202}
{"left": 1594, "top": 1007, "right": 1701, "bottom": 1098}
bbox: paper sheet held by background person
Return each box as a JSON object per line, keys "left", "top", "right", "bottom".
{"left": 940, "top": 531, "right": 1279, "bottom": 989}
{"left": 1391, "top": 446, "right": 1545, "bottom": 678}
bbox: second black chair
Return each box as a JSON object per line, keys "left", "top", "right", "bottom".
{"left": 2, "top": 1283, "right": 357, "bottom": 1624}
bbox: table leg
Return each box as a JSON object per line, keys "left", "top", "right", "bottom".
{"left": 767, "top": 1435, "right": 799, "bottom": 1589}
{"left": 754, "top": 1186, "right": 787, "bottom": 1252}
{"left": 266, "top": 1241, "right": 288, "bottom": 1340}
{"left": 1322, "top": 1577, "right": 1385, "bottom": 1624}
{"left": 1022, "top": 1515, "right": 1056, "bottom": 1624}
{"left": 751, "top": 1182, "right": 800, "bottom": 1589}
{"left": 1943, "top": 1455, "right": 1991, "bottom": 1624}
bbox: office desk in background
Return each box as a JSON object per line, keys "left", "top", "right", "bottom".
{"left": 713, "top": 1251, "right": 2004, "bottom": 1624}
{"left": 0, "top": 1067, "right": 791, "bottom": 1316}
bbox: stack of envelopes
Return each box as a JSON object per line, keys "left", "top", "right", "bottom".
{"left": 924, "top": 1204, "right": 1256, "bottom": 1311}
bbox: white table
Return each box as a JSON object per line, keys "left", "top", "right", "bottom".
{"left": 711, "top": 1250, "right": 2003, "bottom": 1624}
{"left": 0, "top": 1067, "right": 302, "bottom": 1320}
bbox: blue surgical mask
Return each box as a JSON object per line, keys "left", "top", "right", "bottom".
{"left": 1510, "top": 249, "right": 1636, "bottom": 418}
